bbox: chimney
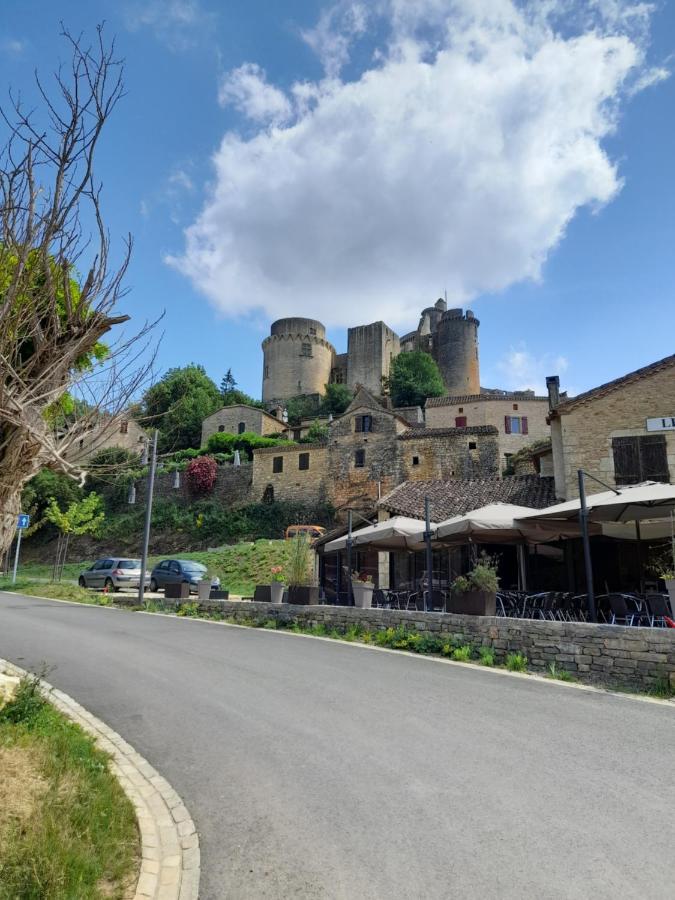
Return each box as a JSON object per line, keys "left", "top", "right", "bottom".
{"left": 546, "top": 375, "right": 560, "bottom": 410}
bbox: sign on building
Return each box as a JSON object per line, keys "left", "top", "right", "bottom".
{"left": 646, "top": 417, "right": 675, "bottom": 432}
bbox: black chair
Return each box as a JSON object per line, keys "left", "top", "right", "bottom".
{"left": 425, "top": 588, "right": 446, "bottom": 612}
{"left": 608, "top": 593, "right": 650, "bottom": 627}
{"left": 372, "top": 588, "right": 388, "bottom": 609}
{"left": 645, "top": 594, "right": 672, "bottom": 627}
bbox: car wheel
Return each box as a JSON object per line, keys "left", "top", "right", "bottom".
{"left": 78, "top": 576, "right": 86, "bottom": 588}
{"left": 104, "top": 577, "right": 117, "bottom": 592}
{"left": 150, "top": 579, "right": 158, "bottom": 593}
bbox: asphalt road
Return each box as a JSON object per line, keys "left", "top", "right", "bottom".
{"left": 1, "top": 592, "right": 674, "bottom": 899}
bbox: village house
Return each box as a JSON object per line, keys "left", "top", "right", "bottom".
{"left": 63, "top": 416, "right": 147, "bottom": 464}
{"left": 201, "top": 404, "right": 286, "bottom": 445}
{"left": 546, "top": 353, "right": 675, "bottom": 499}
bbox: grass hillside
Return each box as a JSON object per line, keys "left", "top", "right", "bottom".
{"left": 7, "top": 539, "right": 299, "bottom": 597}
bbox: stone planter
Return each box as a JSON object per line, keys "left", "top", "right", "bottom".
{"left": 165, "top": 582, "right": 190, "bottom": 600}
{"left": 197, "top": 580, "right": 211, "bottom": 602}
{"left": 446, "top": 590, "right": 496, "bottom": 616}
{"left": 664, "top": 579, "right": 675, "bottom": 615}
{"left": 209, "top": 590, "right": 229, "bottom": 600}
{"left": 352, "top": 582, "right": 374, "bottom": 609}
{"left": 270, "top": 582, "right": 285, "bottom": 604}
{"left": 287, "top": 585, "right": 320, "bottom": 605}
{"left": 254, "top": 585, "right": 271, "bottom": 603}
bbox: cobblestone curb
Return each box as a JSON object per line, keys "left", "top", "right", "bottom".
{"left": 0, "top": 658, "right": 200, "bottom": 900}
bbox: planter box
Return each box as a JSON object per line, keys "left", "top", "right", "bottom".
{"left": 209, "top": 590, "right": 229, "bottom": 600}
{"left": 352, "top": 582, "right": 374, "bottom": 609}
{"left": 254, "top": 585, "right": 271, "bottom": 603}
{"left": 165, "top": 582, "right": 190, "bottom": 600}
{"left": 287, "top": 586, "right": 320, "bottom": 605}
{"left": 270, "top": 582, "right": 285, "bottom": 604}
{"left": 197, "top": 581, "right": 212, "bottom": 602}
{"left": 446, "top": 590, "right": 496, "bottom": 617}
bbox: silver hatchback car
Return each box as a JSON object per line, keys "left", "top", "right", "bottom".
{"left": 78, "top": 558, "right": 151, "bottom": 592}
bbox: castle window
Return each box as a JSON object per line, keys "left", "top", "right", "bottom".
{"left": 354, "top": 449, "right": 366, "bottom": 468}
{"left": 298, "top": 452, "right": 310, "bottom": 471}
{"left": 293, "top": 429, "right": 301, "bottom": 441}
{"left": 264, "top": 365, "right": 269, "bottom": 378}
{"left": 355, "top": 415, "right": 373, "bottom": 433}
{"left": 272, "top": 456, "right": 283, "bottom": 474}
{"left": 309, "top": 327, "right": 316, "bottom": 335}
{"left": 504, "top": 416, "right": 528, "bottom": 435}
{"left": 238, "top": 422, "right": 246, "bottom": 434}
{"left": 412, "top": 455, "right": 420, "bottom": 466}
{"left": 458, "top": 407, "right": 464, "bottom": 413}
{"left": 455, "top": 416, "right": 467, "bottom": 428}
{"left": 300, "top": 343, "right": 312, "bottom": 357}
{"left": 218, "top": 425, "right": 225, "bottom": 433}
{"left": 513, "top": 403, "right": 519, "bottom": 411}
{"left": 469, "top": 441, "right": 477, "bottom": 450}
{"left": 119, "top": 420, "right": 128, "bottom": 435}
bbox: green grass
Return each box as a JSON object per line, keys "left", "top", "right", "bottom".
{"left": 13, "top": 539, "right": 296, "bottom": 597}
{"left": 0, "top": 674, "right": 138, "bottom": 899}
{"left": 0, "top": 578, "right": 107, "bottom": 605}
{"left": 546, "top": 662, "right": 576, "bottom": 682}
{"left": 505, "top": 652, "right": 528, "bottom": 673}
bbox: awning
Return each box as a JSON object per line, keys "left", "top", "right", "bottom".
{"left": 324, "top": 516, "right": 433, "bottom": 552}
{"left": 433, "top": 503, "right": 594, "bottom": 546}
{"left": 517, "top": 481, "right": 675, "bottom": 524}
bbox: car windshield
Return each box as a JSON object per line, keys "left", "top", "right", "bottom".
{"left": 118, "top": 560, "right": 141, "bottom": 569}
{"left": 181, "top": 563, "right": 206, "bottom": 573}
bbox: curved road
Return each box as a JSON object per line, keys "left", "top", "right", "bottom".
{"left": 1, "top": 592, "right": 674, "bottom": 899}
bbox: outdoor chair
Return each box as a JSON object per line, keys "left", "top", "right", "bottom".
{"left": 607, "top": 593, "right": 650, "bottom": 627}
{"left": 645, "top": 593, "right": 672, "bottom": 627}
{"left": 372, "top": 588, "right": 388, "bottom": 609}
{"left": 425, "top": 589, "right": 446, "bottom": 612}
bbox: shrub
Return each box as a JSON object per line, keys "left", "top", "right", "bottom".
{"left": 451, "top": 553, "right": 499, "bottom": 595}
{"left": 506, "top": 652, "right": 528, "bottom": 672}
{"left": 176, "top": 601, "right": 200, "bottom": 617}
{"left": 547, "top": 662, "right": 575, "bottom": 682}
{"left": 287, "top": 534, "right": 313, "bottom": 586}
{"left": 206, "top": 431, "right": 238, "bottom": 454}
{"left": 478, "top": 646, "right": 495, "bottom": 667}
{"left": 0, "top": 672, "right": 46, "bottom": 724}
{"left": 451, "top": 644, "right": 473, "bottom": 662}
{"left": 186, "top": 455, "right": 218, "bottom": 495}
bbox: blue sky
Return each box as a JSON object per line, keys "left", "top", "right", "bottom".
{"left": 2, "top": 0, "right": 674, "bottom": 400}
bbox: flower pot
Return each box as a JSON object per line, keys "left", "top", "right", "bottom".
{"left": 197, "top": 580, "right": 211, "bottom": 602}
{"left": 352, "top": 582, "right": 374, "bottom": 609}
{"left": 254, "top": 585, "right": 272, "bottom": 603}
{"left": 270, "top": 581, "right": 285, "bottom": 604}
{"left": 165, "top": 582, "right": 190, "bottom": 600}
{"left": 665, "top": 579, "right": 675, "bottom": 615}
{"left": 209, "top": 590, "right": 229, "bottom": 600}
{"left": 287, "top": 585, "right": 319, "bottom": 605}
{"left": 446, "top": 590, "right": 496, "bottom": 617}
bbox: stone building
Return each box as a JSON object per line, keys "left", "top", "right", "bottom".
{"left": 425, "top": 390, "right": 550, "bottom": 470}
{"left": 261, "top": 298, "right": 480, "bottom": 405}
{"left": 63, "top": 416, "right": 147, "bottom": 463}
{"left": 546, "top": 353, "right": 675, "bottom": 500}
{"left": 201, "top": 404, "right": 286, "bottom": 445}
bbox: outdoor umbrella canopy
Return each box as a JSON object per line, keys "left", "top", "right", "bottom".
{"left": 432, "top": 503, "right": 595, "bottom": 546}
{"left": 324, "top": 516, "right": 434, "bottom": 552}
{"left": 516, "top": 481, "right": 675, "bottom": 524}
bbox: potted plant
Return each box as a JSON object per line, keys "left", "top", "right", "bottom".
{"left": 447, "top": 555, "right": 499, "bottom": 616}
{"left": 270, "top": 566, "right": 285, "bottom": 604}
{"left": 658, "top": 568, "right": 675, "bottom": 611}
{"left": 286, "top": 535, "right": 319, "bottom": 605}
{"left": 197, "top": 572, "right": 213, "bottom": 602}
{"left": 351, "top": 571, "right": 374, "bottom": 609}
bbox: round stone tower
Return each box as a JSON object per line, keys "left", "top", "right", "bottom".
{"left": 434, "top": 309, "right": 480, "bottom": 396}
{"left": 262, "top": 317, "right": 335, "bottom": 403}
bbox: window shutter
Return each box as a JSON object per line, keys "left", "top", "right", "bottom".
{"left": 504, "top": 416, "right": 511, "bottom": 434}
{"left": 639, "top": 435, "right": 669, "bottom": 483}
{"left": 455, "top": 416, "right": 467, "bottom": 427}
{"left": 612, "top": 437, "right": 640, "bottom": 485}
{"left": 355, "top": 416, "right": 362, "bottom": 433}
{"left": 521, "top": 416, "right": 528, "bottom": 435}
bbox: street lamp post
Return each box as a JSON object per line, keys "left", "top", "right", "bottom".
{"left": 139, "top": 430, "right": 158, "bottom": 605}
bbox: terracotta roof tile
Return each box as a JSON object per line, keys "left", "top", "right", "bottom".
{"left": 425, "top": 392, "right": 548, "bottom": 408}
{"left": 398, "top": 425, "right": 498, "bottom": 439}
{"left": 378, "top": 476, "right": 556, "bottom": 521}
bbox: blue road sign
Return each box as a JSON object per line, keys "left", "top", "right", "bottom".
{"left": 17, "top": 514, "right": 30, "bottom": 529}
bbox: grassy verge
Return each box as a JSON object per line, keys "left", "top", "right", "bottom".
{"left": 13, "top": 538, "right": 295, "bottom": 597}
{"left": 0, "top": 673, "right": 139, "bottom": 899}
{"left": 0, "top": 578, "right": 109, "bottom": 604}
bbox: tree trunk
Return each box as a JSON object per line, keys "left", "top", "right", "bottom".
{"left": 0, "top": 424, "right": 50, "bottom": 558}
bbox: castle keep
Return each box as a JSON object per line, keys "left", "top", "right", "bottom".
{"left": 262, "top": 298, "right": 480, "bottom": 405}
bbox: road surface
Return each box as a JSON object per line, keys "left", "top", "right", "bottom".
{"left": 1, "top": 591, "right": 673, "bottom": 899}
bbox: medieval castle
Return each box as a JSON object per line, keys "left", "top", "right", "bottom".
{"left": 261, "top": 298, "right": 480, "bottom": 405}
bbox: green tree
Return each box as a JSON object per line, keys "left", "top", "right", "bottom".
{"left": 386, "top": 351, "right": 445, "bottom": 408}
{"left": 285, "top": 395, "right": 320, "bottom": 426}
{"left": 219, "top": 389, "right": 265, "bottom": 410}
{"left": 300, "top": 421, "right": 330, "bottom": 443}
{"left": 220, "top": 368, "right": 237, "bottom": 397}
{"left": 21, "top": 470, "right": 84, "bottom": 533}
{"left": 319, "top": 383, "right": 353, "bottom": 417}
{"left": 45, "top": 492, "right": 105, "bottom": 581}
{"left": 141, "top": 365, "right": 222, "bottom": 452}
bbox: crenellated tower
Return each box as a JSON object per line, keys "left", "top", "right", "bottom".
{"left": 262, "top": 318, "right": 335, "bottom": 404}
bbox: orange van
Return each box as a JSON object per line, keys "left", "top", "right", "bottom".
{"left": 285, "top": 525, "right": 326, "bottom": 543}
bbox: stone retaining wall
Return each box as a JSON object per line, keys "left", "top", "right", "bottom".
{"left": 152, "top": 600, "right": 674, "bottom": 693}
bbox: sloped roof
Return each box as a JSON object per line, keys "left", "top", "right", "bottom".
{"left": 339, "top": 384, "right": 410, "bottom": 427}
{"left": 554, "top": 353, "right": 675, "bottom": 414}
{"left": 378, "top": 476, "right": 556, "bottom": 521}
{"left": 426, "top": 392, "right": 548, "bottom": 408}
{"left": 398, "top": 425, "right": 498, "bottom": 439}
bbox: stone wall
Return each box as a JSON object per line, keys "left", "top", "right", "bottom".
{"left": 201, "top": 404, "right": 285, "bottom": 445}
{"left": 397, "top": 429, "right": 499, "bottom": 481}
{"left": 252, "top": 444, "right": 329, "bottom": 504}
{"left": 553, "top": 364, "right": 675, "bottom": 499}
{"left": 152, "top": 600, "right": 675, "bottom": 693}
{"left": 137, "top": 464, "right": 253, "bottom": 507}
{"left": 346, "top": 321, "right": 400, "bottom": 395}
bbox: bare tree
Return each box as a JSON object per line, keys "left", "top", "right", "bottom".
{"left": 0, "top": 25, "right": 156, "bottom": 556}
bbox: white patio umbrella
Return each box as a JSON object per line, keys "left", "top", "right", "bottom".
{"left": 517, "top": 481, "right": 675, "bottom": 524}
{"left": 431, "top": 503, "right": 591, "bottom": 546}
{"left": 324, "top": 516, "right": 434, "bottom": 552}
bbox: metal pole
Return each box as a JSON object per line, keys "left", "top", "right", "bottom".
{"left": 139, "top": 430, "right": 158, "bottom": 605}
{"left": 424, "top": 496, "right": 434, "bottom": 612}
{"left": 11, "top": 527, "right": 22, "bottom": 585}
{"left": 346, "top": 510, "right": 353, "bottom": 606}
{"left": 578, "top": 469, "right": 597, "bottom": 623}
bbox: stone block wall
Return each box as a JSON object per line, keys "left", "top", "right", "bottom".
{"left": 137, "top": 464, "right": 253, "bottom": 507}
{"left": 398, "top": 430, "right": 499, "bottom": 481}
{"left": 252, "top": 444, "right": 329, "bottom": 504}
{"left": 169, "top": 601, "right": 674, "bottom": 693}
{"left": 201, "top": 405, "right": 285, "bottom": 445}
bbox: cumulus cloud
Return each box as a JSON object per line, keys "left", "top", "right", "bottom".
{"left": 496, "top": 346, "right": 569, "bottom": 393}
{"left": 168, "top": 0, "right": 666, "bottom": 327}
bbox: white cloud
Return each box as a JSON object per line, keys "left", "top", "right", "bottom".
{"left": 218, "top": 64, "right": 292, "bottom": 124}
{"left": 496, "top": 346, "right": 569, "bottom": 392}
{"left": 125, "top": 0, "right": 213, "bottom": 50}
{"left": 168, "top": 0, "right": 666, "bottom": 328}
{"left": 301, "top": 2, "right": 369, "bottom": 78}
{"left": 1, "top": 38, "right": 26, "bottom": 57}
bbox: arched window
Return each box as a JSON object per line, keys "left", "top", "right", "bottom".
{"left": 238, "top": 422, "right": 246, "bottom": 434}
